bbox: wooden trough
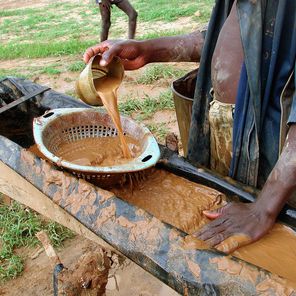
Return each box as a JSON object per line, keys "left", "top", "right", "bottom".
{"left": 1, "top": 77, "right": 296, "bottom": 295}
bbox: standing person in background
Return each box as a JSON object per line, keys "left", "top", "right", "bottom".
{"left": 97, "top": 0, "right": 138, "bottom": 42}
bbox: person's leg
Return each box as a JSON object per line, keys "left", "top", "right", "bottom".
{"left": 115, "top": 0, "right": 138, "bottom": 39}
{"left": 99, "top": 0, "right": 111, "bottom": 42}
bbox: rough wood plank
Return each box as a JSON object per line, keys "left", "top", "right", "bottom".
{"left": 0, "top": 135, "right": 293, "bottom": 295}
{"left": 0, "top": 161, "right": 120, "bottom": 254}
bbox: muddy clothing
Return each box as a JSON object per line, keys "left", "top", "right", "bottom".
{"left": 209, "top": 98, "right": 234, "bottom": 176}
{"left": 188, "top": 0, "right": 296, "bottom": 192}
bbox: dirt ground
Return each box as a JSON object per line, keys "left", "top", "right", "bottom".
{"left": 0, "top": 236, "right": 179, "bottom": 296}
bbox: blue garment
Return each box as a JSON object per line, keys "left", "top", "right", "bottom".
{"left": 187, "top": 0, "right": 296, "bottom": 189}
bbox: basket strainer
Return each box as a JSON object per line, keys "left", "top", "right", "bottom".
{"left": 33, "top": 108, "right": 160, "bottom": 187}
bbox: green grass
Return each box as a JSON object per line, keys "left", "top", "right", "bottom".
{"left": 40, "top": 66, "right": 61, "bottom": 75}
{"left": 0, "top": 3, "right": 76, "bottom": 17}
{"left": 0, "top": 200, "right": 74, "bottom": 281}
{"left": 0, "top": 0, "right": 214, "bottom": 60}
{"left": 139, "top": 29, "right": 187, "bottom": 40}
{"left": 137, "top": 64, "right": 187, "bottom": 84}
{"left": 134, "top": 1, "right": 198, "bottom": 22}
{"left": 0, "top": 69, "right": 28, "bottom": 79}
{"left": 67, "top": 61, "right": 85, "bottom": 72}
{"left": 0, "top": 40, "right": 97, "bottom": 60}
{"left": 146, "top": 123, "right": 169, "bottom": 142}
{"left": 0, "top": 64, "right": 63, "bottom": 79}
{"left": 119, "top": 89, "right": 174, "bottom": 120}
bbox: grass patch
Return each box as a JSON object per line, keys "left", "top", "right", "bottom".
{"left": 119, "top": 89, "right": 174, "bottom": 120}
{"left": 0, "top": 200, "right": 74, "bottom": 281}
{"left": 40, "top": 66, "right": 61, "bottom": 75}
{"left": 0, "top": 64, "right": 62, "bottom": 79}
{"left": 134, "top": 1, "right": 198, "bottom": 22}
{"left": 0, "top": 0, "right": 214, "bottom": 59}
{"left": 67, "top": 61, "right": 85, "bottom": 72}
{"left": 137, "top": 64, "right": 187, "bottom": 84}
{"left": 139, "top": 29, "right": 187, "bottom": 40}
{"left": 0, "top": 40, "right": 97, "bottom": 60}
{"left": 0, "top": 69, "right": 28, "bottom": 79}
{"left": 146, "top": 123, "right": 169, "bottom": 142}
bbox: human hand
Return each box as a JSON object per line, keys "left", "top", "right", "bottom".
{"left": 194, "top": 202, "right": 276, "bottom": 253}
{"left": 83, "top": 40, "right": 149, "bottom": 70}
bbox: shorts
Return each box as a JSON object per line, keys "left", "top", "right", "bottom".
{"left": 209, "top": 94, "right": 235, "bottom": 176}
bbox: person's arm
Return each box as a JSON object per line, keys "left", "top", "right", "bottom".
{"left": 142, "top": 31, "right": 204, "bottom": 64}
{"left": 83, "top": 30, "right": 204, "bottom": 70}
{"left": 195, "top": 123, "right": 296, "bottom": 253}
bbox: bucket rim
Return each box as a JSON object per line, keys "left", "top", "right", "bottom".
{"left": 171, "top": 81, "right": 194, "bottom": 102}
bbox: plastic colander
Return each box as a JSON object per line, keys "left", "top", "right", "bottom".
{"left": 33, "top": 108, "right": 160, "bottom": 187}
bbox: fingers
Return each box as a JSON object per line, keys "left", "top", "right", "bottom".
{"left": 206, "top": 231, "right": 231, "bottom": 248}
{"left": 83, "top": 41, "right": 111, "bottom": 64}
{"left": 202, "top": 210, "right": 221, "bottom": 219}
{"left": 203, "top": 203, "right": 232, "bottom": 220}
{"left": 100, "top": 45, "right": 121, "bottom": 66}
{"left": 197, "top": 219, "right": 229, "bottom": 241}
{"left": 195, "top": 216, "right": 228, "bottom": 238}
{"left": 84, "top": 46, "right": 102, "bottom": 64}
{"left": 216, "top": 234, "right": 252, "bottom": 254}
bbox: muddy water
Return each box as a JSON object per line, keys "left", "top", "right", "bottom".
{"left": 112, "top": 169, "right": 227, "bottom": 234}
{"left": 233, "top": 224, "right": 296, "bottom": 283}
{"left": 55, "top": 136, "right": 141, "bottom": 166}
{"left": 94, "top": 76, "right": 132, "bottom": 158}
{"left": 27, "top": 144, "right": 296, "bottom": 283}
{"left": 112, "top": 169, "right": 296, "bottom": 283}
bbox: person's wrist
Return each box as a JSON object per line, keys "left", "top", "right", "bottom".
{"left": 254, "top": 192, "right": 282, "bottom": 221}
{"left": 138, "top": 40, "right": 154, "bottom": 64}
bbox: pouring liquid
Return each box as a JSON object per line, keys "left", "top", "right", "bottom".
{"left": 93, "top": 75, "right": 132, "bottom": 159}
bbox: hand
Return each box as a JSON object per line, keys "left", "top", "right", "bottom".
{"left": 194, "top": 202, "right": 276, "bottom": 253}
{"left": 83, "top": 40, "right": 149, "bottom": 70}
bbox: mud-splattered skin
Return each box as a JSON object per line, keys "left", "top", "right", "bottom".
{"left": 211, "top": 0, "right": 244, "bottom": 104}
{"left": 83, "top": 32, "right": 204, "bottom": 70}
{"left": 197, "top": 121, "right": 296, "bottom": 252}
{"left": 193, "top": 0, "right": 296, "bottom": 252}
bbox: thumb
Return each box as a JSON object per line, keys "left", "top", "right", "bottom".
{"left": 202, "top": 209, "right": 222, "bottom": 219}
{"left": 100, "top": 46, "right": 120, "bottom": 66}
{"left": 203, "top": 204, "right": 229, "bottom": 219}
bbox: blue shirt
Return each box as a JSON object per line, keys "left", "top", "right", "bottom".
{"left": 187, "top": 0, "right": 296, "bottom": 189}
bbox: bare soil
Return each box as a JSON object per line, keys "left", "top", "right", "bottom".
{"left": 0, "top": 236, "right": 179, "bottom": 296}
{"left": 0, "top": 0, "right": 51, "bottom": 9}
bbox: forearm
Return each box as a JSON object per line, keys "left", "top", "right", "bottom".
{"left": 143, "top": 30, "right": 204, "bottom": 64}
{"left": 255, "top": 124, "right": 296, "bottom": 218}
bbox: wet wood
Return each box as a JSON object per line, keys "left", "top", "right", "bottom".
{"left": 0, "top": 161, "right": 120, "bottom": 255}
{"left": 0, "top": 136, "right": 292, "bottom": 295}
{"left": 36, "top": 231, "right": 61, "bottom": 267}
